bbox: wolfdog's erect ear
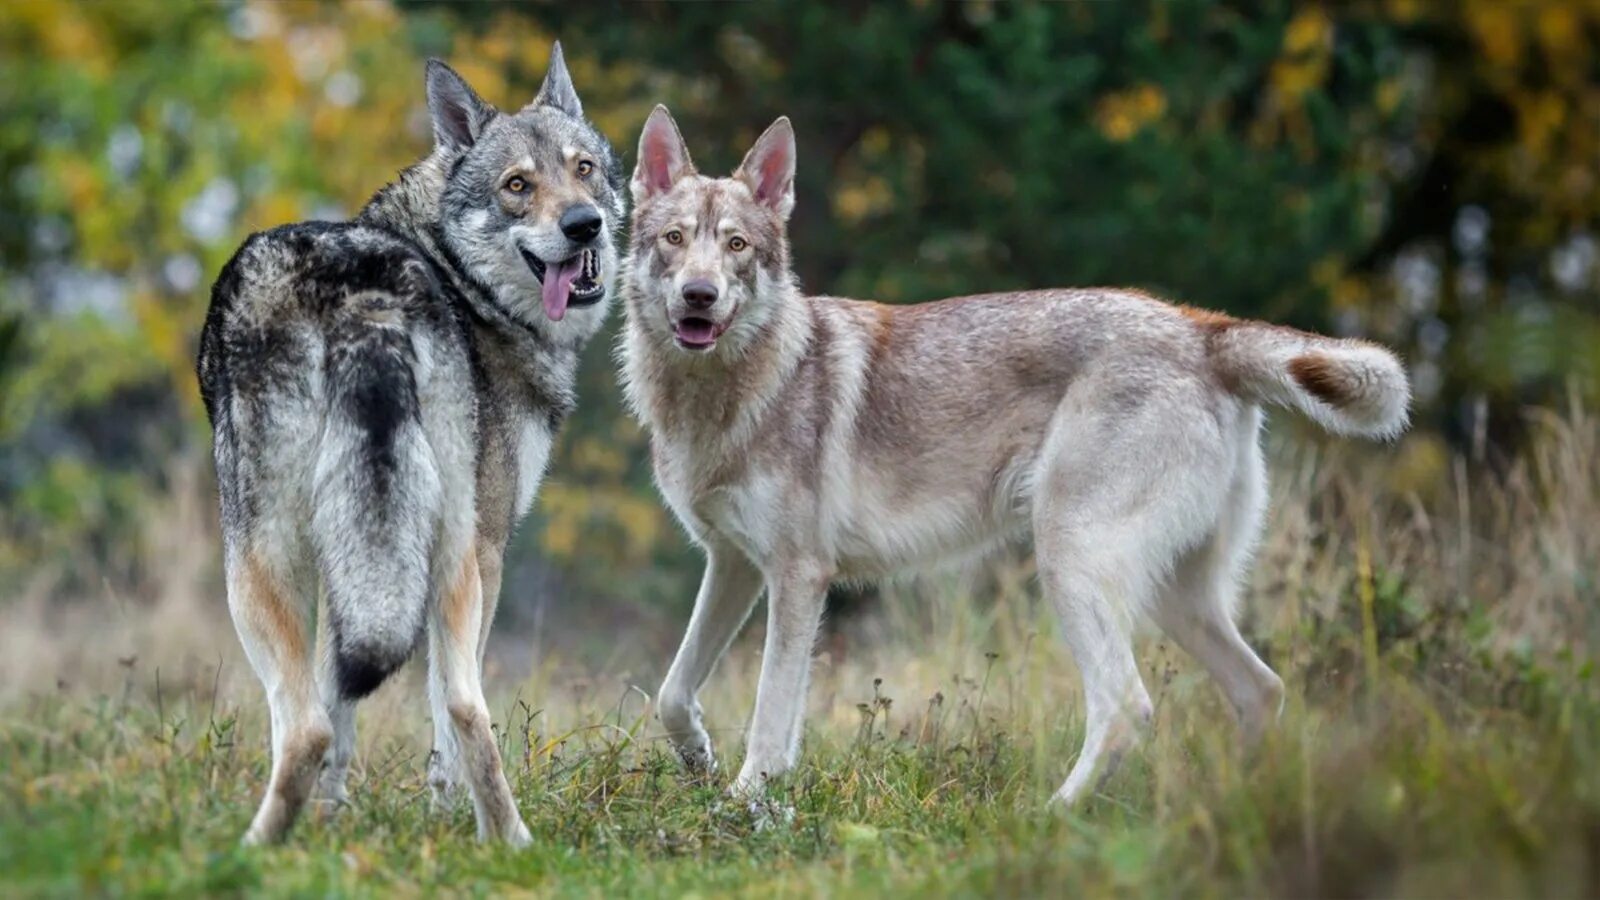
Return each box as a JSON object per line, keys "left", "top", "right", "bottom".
{"left": 533, "top": 41, "right": 583, "bottom": 118}
{"left": 632, "top": 105, "right": 695, "bottom": 204}
{"left": 425, "top": 59, "right": 496, "bottom": 152}
{"left": 734, "top": 117, "right": 796, "bottom": 220}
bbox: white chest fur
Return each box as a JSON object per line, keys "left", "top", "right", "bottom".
{"left": 512, "top": 418, "right": 555, "bottom": 522}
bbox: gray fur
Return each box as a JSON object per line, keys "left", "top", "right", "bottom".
{"left": 196, "top": 44, "right": 620, "bottom": 846}
{"left": 426, "top": 60, "right": 494, "bottom": 151}
{"left": 531, "top": 41, "right": 583, "bottom": 119}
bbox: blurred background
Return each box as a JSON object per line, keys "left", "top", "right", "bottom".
{"left": 1, "top": 0, "right": 1597, "bottom": 690}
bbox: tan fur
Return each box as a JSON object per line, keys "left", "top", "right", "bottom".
{"left": 623, "top": 108, "right": 1410, "bottom": 806}
{"left": 208, "top": 49, "right": 609, "bottom": 848}
{"left": 241, "top": 552, "right": 309, "bottom": 666}
{"left": 427, "top": 535, "right": 531, "bottom": 845}
{"left": 1174, "top": 302, "right": 1238, "bottom": 332}
{"left": 442, "top": 544, "right": 482, "bottom": 639}
{"left": 229, "top": 548, "right": 331, "bottom": 845}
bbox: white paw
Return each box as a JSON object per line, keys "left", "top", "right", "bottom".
{"left": 1050, "top": 769, "right": 1096, "bottom": 809}
{"left": 728, "top": 769, "right": 765, "bottom": 801}
{"left": 506, "top": 819, "right": 533, "bottom": 849}
{"left": 674, "top": 735, "right": 719, "bottom": 774}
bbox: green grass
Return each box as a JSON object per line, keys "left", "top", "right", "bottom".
{"left": 3, "top": 614, "right": 1597, "bottom": 898}
{"left": 4, "top": 408, "right": 1600, "bottom": 897}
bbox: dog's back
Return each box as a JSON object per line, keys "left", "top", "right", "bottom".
{"left": 198, "top": 220, "right": 473, "bottom": 698}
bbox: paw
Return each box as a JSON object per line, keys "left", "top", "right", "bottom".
{"left": 310, "top": 790, "right": 350, "bottom": 823}
{"left": 426, "top": 750, "right": 466, "bottom": 813}
{"left": 313, "top": 774, "right": 351, "bottom": 809}
{"left": 674, "top": 735, "right": 719, "bottom": 775}
{"left": 505, "top": 818, "right": 533, "bottom": 849}
{"left": 659, "top": 696, "right": 718, "bottom": 774}
{"left": 428, "top": 779, "right": 465, "bottom": 814}
{"left": 1047, "top": 783, "right": 1089, "bottom": 811}
{"left": 729, "top": 763, "right": 771, "bottom": 801}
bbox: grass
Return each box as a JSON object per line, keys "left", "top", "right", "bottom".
{"left": 2, "top": 403, "right": 1599, "bottom": 897}
{"left": 3, "top": 635, "right": 1597, "bottom": 898}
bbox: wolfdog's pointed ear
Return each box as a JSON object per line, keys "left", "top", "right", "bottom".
{"left": 533, "top": 41, "right": 583, "bottom": 118}
{"left": 734, "top": 117, "right": 796, "bottom": 219}
{"left": 632, "top": 105, "right": 695, "bottom": 204}
{"left": 426, "top": 59, "right": 495, "bottom": 152}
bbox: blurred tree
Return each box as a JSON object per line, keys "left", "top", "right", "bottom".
{"left": 479, "top": 1, "right": 1396, "bottom": 319}
{"left": 0, "top": 1, "right": 435, "bottom": 586}
{"left": 1342, "top": 0, "right": 1600, "bottom": 451}
{"left": 1, "top": 0, "right": 1596, "bottom": 612}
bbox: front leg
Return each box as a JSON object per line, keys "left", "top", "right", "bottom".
{"left": 732, "top": 561, "right": 829, "bottom": 797}
{"left": 313, "top": 610, "right": 356, "bottom": 809}
{"left": 658, "top": 542, "right": 764, "bottom": 771}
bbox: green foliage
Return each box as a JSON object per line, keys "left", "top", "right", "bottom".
{"left": 496, "top": 1, "right": 1395, "bottom": 316}
{"left": 3, "top": 1, "right": 1599, "bottom": 608}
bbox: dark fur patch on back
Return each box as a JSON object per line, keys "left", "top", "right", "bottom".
{"left": 1288, "top": 353, "right": 1349, "bottom": 407}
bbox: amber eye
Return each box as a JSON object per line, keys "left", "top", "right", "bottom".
{"left": 505, "top": 175, "right": 529, "bottom": 194}
{"left": 664, "top": 229, "right": 683, "bottom": 246}
{"left": 728, "top": 236, "right": 748, "bottom": 252}
{"left": 576, "top": 159, "right": 594, "bottom": 177}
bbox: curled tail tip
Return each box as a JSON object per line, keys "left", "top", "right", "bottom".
{"left": 1287, "top": 346, "right": 1411, "bottom": 440}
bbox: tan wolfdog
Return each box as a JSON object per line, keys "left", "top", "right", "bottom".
{"left": 620, "top": 106, "right": 1409, "bottom": 805}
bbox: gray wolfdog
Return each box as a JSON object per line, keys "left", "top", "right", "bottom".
{"left": 196, "top": 44, "right": 621, "bottom": 845}
{"left": 620, "top": 107, "right": 1409, "bottom": 804}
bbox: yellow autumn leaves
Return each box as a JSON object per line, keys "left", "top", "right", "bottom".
{"left": 1094, "top": 7, "right": 1332, "bottom": 146}
{"left": 1096, "top": 84, "right": 1169, "bottom": 144}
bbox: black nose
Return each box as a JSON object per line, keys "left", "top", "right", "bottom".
{"left": 681, "top": 280, "right": 719, "bottom": 310}
{"left": 559, "top": 204, "right": 603, "bottom": 244}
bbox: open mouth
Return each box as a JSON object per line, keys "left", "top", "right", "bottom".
{"left": 673, "top": 316, "right": 726, "bottom": 351}
{"left": 519, "top": 247, "right": 604, "bottom": 322}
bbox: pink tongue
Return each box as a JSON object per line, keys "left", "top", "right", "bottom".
{"left": 541, "top": 257, "right": 583, "bottom": 321}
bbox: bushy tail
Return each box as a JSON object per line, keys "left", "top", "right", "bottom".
{"left": 1209, "top": 322, "right": 1411, "bottom": 439}
{"left": 312, "top": 301, "right": 440, "bottom": 699}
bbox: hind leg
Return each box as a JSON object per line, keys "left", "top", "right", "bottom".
{"left": 1151, "top": 556, "right": 1284, "bottom": 744}
{"left": 1151, "top": 425, "right": 1283, "bottom": 743}
{"left": 228, "top": 545, "right": 331, "bottom": 845}
{"left": 427, "top": 542, "right": 529, "bottom": 845}
{"left": 313, "top": 607, "right": 356, "bottom": 808}
{"left": 1034, "top": 381, "right": 1238, "bottom": 806}
{"left": 1034, "top": 520, "right": 1156, "bottom": 807}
